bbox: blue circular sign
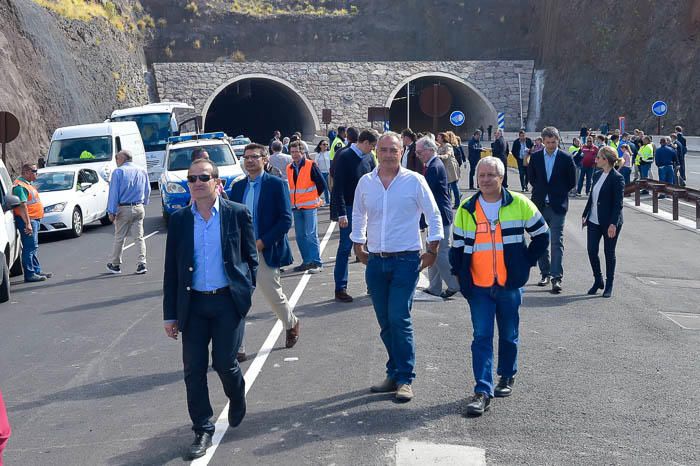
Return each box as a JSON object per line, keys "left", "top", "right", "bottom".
{"left": 651, "top": 100, "right": 668, "bottom": 117}
{"left": 450, "top": 111, "right": 465, "bottom": 126}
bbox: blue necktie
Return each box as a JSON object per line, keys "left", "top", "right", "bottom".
{"left": 245, "top": 180, "right": 256, "bottom": 218}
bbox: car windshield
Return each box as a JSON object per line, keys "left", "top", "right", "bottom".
{"left": 167, "top": 144, "right": 237, "bottom": 171}
{"left": 34, "top": 171, "right": 75, "bottom": 192}
{"left": 112, "top": 113, "right": 171, "bottom": 152}
{"left": 231, "top": 138, "right": 251, "bottom": 146}
{"left": 47, "top": 136, "right": 113, "bottom": 166}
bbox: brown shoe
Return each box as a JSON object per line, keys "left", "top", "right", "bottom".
{"left": 335, "top": 289, "right": 353, "bottom": 303}
{"left": 236, "top": 352, "right": 247, "bottom": 363}
{"left": 285, "top": 320, "right": 300, "bottom": 348}
{"left": 370, "top": 377, "right": 397, "bottom": 393}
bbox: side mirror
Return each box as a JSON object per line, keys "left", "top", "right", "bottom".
{"left": 80, "top": 182, "right": 93, "bottom": 191}
{"left": 3, "top": 194, "right": 21, "bottom": 212}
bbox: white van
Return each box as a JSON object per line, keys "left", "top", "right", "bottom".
{"left": 46, "top": 122, "right": 147, "bottom": 182}
{"left": 0, "top": 158, "right": 23, "bottom": 302}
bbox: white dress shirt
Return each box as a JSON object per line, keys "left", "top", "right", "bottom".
{"left": 351, "top": 166, "right": 443, "bottom": 252}
{"left": 588, "top": 171, "right": 608, "bottom": 225}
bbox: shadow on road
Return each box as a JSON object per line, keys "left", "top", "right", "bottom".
{"left": 42, "top": 288, "right": 162, "bottom": 314}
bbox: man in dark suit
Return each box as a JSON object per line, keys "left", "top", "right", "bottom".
{"left": 401, "top": 128, "right": 424, "bottom": 174}
{"left": 527, "top": 126, "right": 577, "bottom": 293}
{"left": 511, "top": 130, "right": 533, "bottom": 192}
{"left": 491, "top": 129, "right": 508, "bottom": 188}
{"left": 230, "top": 143, "right": 300, "bottom": 359}
{"left": 163, "top": 158, "right": 257, "bottom": 459}
{"left": 415, "top": 136, "right": 460, "bottom": 298}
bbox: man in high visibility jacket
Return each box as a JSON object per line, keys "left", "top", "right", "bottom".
{"left": 287, "top": 140, "right": 327, "bottom": 273}
{"left": 636, "top": 135, "right": 655, "bottom": 180}
{"left": 329, "top": 126, "right": 347, "bottom": 161}
{"left": 450, "top": 156, "right": 549, "bottom": 416}
{"left": 12, "top": 163, "right": 51, "bottom": 282}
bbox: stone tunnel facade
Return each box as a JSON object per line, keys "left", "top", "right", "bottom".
{"left": 153, "top": 60, "right": 534, "bottom": 136}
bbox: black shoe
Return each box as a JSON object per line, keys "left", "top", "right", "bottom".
{"left": 494, "top": 376, "right": 515, "bottom": 398}
{"left": 440, "top": 289, "right": 459, "bottom": 299}
{"left": 587, "top": 277, "right": 604, "bottom": 295}
{"left": 465, "top": 393, "right": 491, "bottom": 416}
{"left": 135, "top": 263, "right": 147, "bottom": 274}
{"left": 188, "top": 432, "right": 212, "bottom": 459}
{"left": 236, "top": 352, "right": 247, "bottom": 363}
{"left": 537, "top": 276, "right": 550, "bottom": 287}
{"left": 603, "top": 281, "right": 613, "bottom": 298}
{"left": 334, "top": 289, "right": 353, "bottom": 303}
{"left": 106, "top": 263, "right": 121, "bottom": 274}
{"left": 228, "top": 397, "right": 246, "bottom": 428}
{"left": 293, "top": 263, "right": 311, "bottom": 273}
{"left": 551, "top": 279, "right": 563, "bottom": 294}
{"left": 422, "top": 288, "right": 442, "bottom": 298}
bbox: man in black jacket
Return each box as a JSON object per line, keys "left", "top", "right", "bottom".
{"left": 331, "top": 129, "right": 378, "bottom": 302}
{"left": 511, "top": 130, "right": 533, "bottom": 192}
{"left": 491, "top": 129, "right": 508, "bottom": 188}
{"left": 527, "top": 126, "right": 577, "bottom": 293}
{"left": 163, "top": 158, "right": 257, "bottom": 459}
{"left": 467, "top": 130, "right": 484, "bottom": 189}
{"left": 401, "top": 128, "right": 423, "bottom": 174}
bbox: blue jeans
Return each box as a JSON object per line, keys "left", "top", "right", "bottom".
{"left": 467, "top": 286, "right": 523, "bottom": 396}
{"left": 449, "top": 181, "right": 461, "bottom": 207}
{"left": 15, "top": 217, "right": 41, "bottom": 279}
{"left": 293, "top": 208, "right": 322, "bottom": 266}
{"left": 321, "top": 172, "right": 331, "bottom": 204}
{"left": 658, "top": 165, "right": 674, "bottom": 184}
{"left": 620, "top": 166, "right": 631, "bottom": 185}
{"left": 538, "top": 206, "right": 565, "bottom": 280}
{"left": 577, "top": 166, "right": 594, "bottom": 194}
{"left": 334, "top": 205, "right": 353, "bottom": 291}
{"left": 639, "top": 163, "right": 651, "bottom": 179}
{"left": 366, "top": 253, "right": 420, "bottom": 384}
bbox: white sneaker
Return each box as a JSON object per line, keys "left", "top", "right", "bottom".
{"left": 307, "top": 265, "right": 323, "bottom": 274}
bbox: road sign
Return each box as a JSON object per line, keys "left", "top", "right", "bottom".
{"left": 449, "top": 111, "right": 465, "bottom": 127}
{"left": 651, "top": 100, "right": 667, "bottom": 117}
{"left": 383, "top": 120, "right": 390, "bottom": 132}
{"left": 0, "top": 111, "right": 20, "bottom": 165}
{"left": 322, "top": 109, "right": 332, "bottom": 125}
{"left": 497, "top": 112, "right": 505, "bottom": 130}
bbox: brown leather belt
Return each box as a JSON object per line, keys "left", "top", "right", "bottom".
{"left": 368, "top": 250, "right": 420, "bottom": 258}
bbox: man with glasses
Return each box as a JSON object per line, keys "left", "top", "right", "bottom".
{"left": 163, "top": 158, "right": 257, "bottom": 459}
{"left": 230, "top": 144, "right": 300, "bottom": 361}
{"left": 106, "top": 150, "right": 151, "bottom": 274}
{"left": 287, "top": 140, "right": 327, "bottom": 274}
{"left": 13, "top": 163, "right": 51, "bottom": 282}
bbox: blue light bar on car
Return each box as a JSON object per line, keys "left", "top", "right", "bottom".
{"left": 168, "top": 132, "right": 226, "bottom": 144}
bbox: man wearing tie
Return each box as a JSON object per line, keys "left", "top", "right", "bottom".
{"left": 230, "top": 143, "right": 301, "bottom": 361}
{"left": 163, "top": 158, "right": 257, "bottom": 459}
{"left": 527, "top": 126, "right": 576, "bottom": 294}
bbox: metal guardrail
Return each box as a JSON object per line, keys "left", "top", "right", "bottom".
{"left": 625, "top": 179, "right": 700, "bottom": 228}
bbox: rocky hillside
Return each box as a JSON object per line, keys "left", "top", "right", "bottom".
{"left": 0, "top": 0, "right": 149, "bottom": 174}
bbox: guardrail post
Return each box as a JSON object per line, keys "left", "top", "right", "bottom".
{"left": 652, "top": 187, "right": 659, "bottom": 213}
{"left": 672, "top": 192, "right": 679, "bottom": 220}
{"left": 635, "top": 182, "right": 641, "bottom": 206}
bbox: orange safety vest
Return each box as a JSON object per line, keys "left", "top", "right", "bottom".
{"left": 470, "top": 200, "right": 507, "bottom": 287}
{"left": 287, "top": 160, "right": 321, "bottom": 209}
{"left": 13, "top": 179, "right": 44, "bottom": 220}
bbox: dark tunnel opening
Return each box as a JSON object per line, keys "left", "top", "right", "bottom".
{"left": 204, "top": 78, "right": 317, "bottom": 144}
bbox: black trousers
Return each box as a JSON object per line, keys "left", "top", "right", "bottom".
{"left": 468, "top": 158, "right": 480, "bottom": 188}
{"left": 586, "top": 222, "right": 622, "bottom": 281}
{"left": 182, "top": 292, "right": 245, "bottom": 434}
{"left": 516, "top": 157, "right": 528, "bottom": 190}
{"left": 497, "top": 156, "right": 508, "bottom": 187}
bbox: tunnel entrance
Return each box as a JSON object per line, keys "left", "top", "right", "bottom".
{"left": 203, "top": 75, "right": 318, "bottom": 144}
{"left": 386, "top": 73, "right": 496, "bottom": 138}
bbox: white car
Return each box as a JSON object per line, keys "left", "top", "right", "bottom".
{"left": 230, "top": 136, "right": 251, "bottom": 157}
{"left": 35, "top": 166, "right": 111, "bottom": 237}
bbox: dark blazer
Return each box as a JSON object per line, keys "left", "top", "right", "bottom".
{"left": 511, "top": 138, "right": 533, "bottom": 160}
{"left": 491, "top": 136, "right": 507, "bottom": 159}
{"left": 163, "top": 198, "right": 258, "bottom": 329}
{"left": 582, "top": 169, "right": 625, "bottom": 227}
{"left": 229, "top": 172, "right": 293, "bottom": 268}
{"left": 404, "top": 142, "right": 424, "bottom": 173}
{"left": 527, "top": 149, "right": 577, "bottom": 214}
{"left": 424, "top": 156, "right": 453, "bottom": 226}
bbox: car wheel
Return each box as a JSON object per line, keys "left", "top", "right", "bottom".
{"left": 9, "top": 254, "right": 23, "bottom": 277}
{"left": 69, "top": 207, "right": 83, "bottom": 238}
{"left": 100, "top": 212, "right": 113, "bottom": 226}
{"left": 0, "top": 252, "right": 10, "bottom": 303}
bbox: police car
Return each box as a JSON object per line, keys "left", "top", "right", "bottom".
{"left": 159, "top": 132, "right": 245, "bottom": 218}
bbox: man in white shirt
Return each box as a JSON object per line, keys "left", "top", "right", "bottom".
{"left": 351, "top": 131, "right": 443, "bottom": 403}
{"left": 268, "top": 141, "right": 292, "bottom": 181}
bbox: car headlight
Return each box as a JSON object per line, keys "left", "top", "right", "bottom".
{"left": 165, "top": 182, "right": 186, "bottom": 194}
{"left": 44, "top": 202, "right": 67, "bottom": 213}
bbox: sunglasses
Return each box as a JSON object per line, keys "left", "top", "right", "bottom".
{"left": 187, "top": 174, "right": 215, "bottom": 183}
{"left": 31, "top": 169, "right": 38, "bottom": 173}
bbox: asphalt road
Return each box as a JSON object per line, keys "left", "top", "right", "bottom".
{"left": 683, "top": 152, "right": 700, "bottom": 187}
{"left": 1, "top": 185, "right": 699, "bottom": 465}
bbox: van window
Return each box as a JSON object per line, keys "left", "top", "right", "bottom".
{"left": 111, "top": 113, "right": 171, "bottom": 152}
{"left": 47, "top": 137, "right": 113, "bottom": 166}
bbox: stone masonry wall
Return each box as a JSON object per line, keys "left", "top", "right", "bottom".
{"left": 153, "top": 60, "right": 534, "bottom": 133}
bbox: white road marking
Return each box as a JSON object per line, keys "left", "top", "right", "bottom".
{"left": 395, "top": 438, "right": 486, "bottom": 465}
{"left": 123, "top": 230, "right": 159, "bottom": 250}
{"left": 192, "top": 221, "right": 337, "bottom": 465}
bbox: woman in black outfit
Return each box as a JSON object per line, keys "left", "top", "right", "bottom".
{"left": 582, "top": 146, "right": 625, "bottom": 298}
